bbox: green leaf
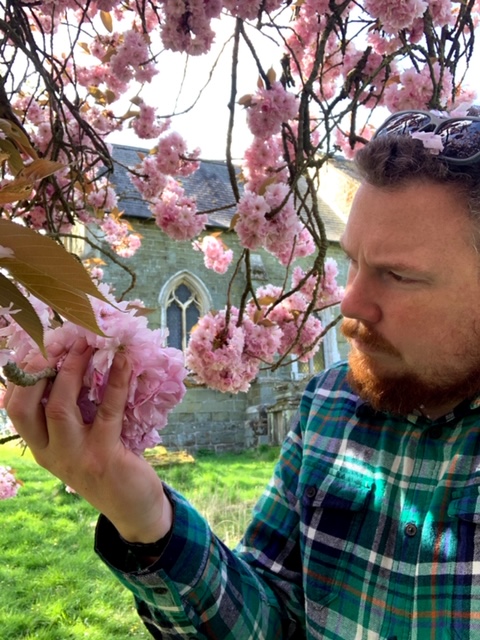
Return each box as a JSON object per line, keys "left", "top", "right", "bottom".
{"left": 0, "top": 256, "right": 105, "bottom": 336}
{"left": 0, "top": 272, "right": 45, "bottom": 354}
{"left": 0, "top": 219, "right": 110, "bottom": 338}
{"left": 0, "top": 219, "right": 106, "bottom": 301}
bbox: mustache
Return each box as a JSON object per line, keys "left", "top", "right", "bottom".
{"left": 341, "top": 319, "right": 401, "bottom": 357}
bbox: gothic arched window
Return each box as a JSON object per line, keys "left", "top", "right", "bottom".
{"left": 159, "top": 271, "right": 212, "bottom": 351}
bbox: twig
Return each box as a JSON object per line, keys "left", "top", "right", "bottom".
{"left": 0, "top": 433, "right": 21, "bottom": 444}
{"left": 3, "top": 361, "right": 56, "bottom": 387}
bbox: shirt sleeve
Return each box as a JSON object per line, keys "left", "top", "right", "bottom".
{"left": 94, "top": 415, "right": 306, "bottom": 640}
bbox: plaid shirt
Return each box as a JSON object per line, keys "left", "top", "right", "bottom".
{"left": 96, "top": 361, "right": 480, "bottom": 639}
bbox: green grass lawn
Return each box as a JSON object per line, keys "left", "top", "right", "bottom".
{"left": 0, "top": 441, "right": 280, "bottom": 640}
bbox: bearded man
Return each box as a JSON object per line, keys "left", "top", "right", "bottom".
{"left": 6, "top": 110, "right": 480, "bottom": 639}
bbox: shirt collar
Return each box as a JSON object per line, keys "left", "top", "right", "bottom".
{"left": 355, "top": 394, "right": 480, "bottom": 425}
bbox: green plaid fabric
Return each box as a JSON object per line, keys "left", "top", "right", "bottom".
{"left": 96, "top": 361, "right": 480, "bottom": 639}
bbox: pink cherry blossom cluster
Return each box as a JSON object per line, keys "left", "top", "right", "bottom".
{"left": 282, "top": 0, "right": 477, "bottom": 163}
{"left": 152, "top": 178, "right": 208, "bottom": 241}
{"left": 86, "top": 182, "right": 118, "bottom": 211}
{"left": 249, "top": 285, "right": 325, "bottom": 363}
{"left": 185, "top": 307, "right": 282, "bottom": 393}
{"left": 246, "top": 81, "right": 299, "bottom": 139}
{"left": 242, "top": 136, "right": 289, "bottom": 193}
{"left": 110, "top": 29, "right": 158, "bottom": 84}
{"left": 292, "top": 259, "right": 345, "bottom": 309}
{"left": 193, "top": 235, "right": 234, "bottom": 273}
{"left": 0, "top": 466, "right": 21, "bottom": 500}
{"left": 185, "top": 259, "right": 344, "bottom": 391}
{"left": 2, "top": 286, "right": 187, "bottom": 455}
{"left": 364, "top": 0, "right": 428, "bottom": 33}
{"left": 77, "top": 33, "right": 130, "bottom": 100}
{"left": 154, "top": 133, "right": 201, "bottom": 177}
{"left": 100, "top": 215, "right": 143, "bottom": 258}
{"left": 383, "top": 62, "right": 454, "bottom": 112}
{"left": 235, "top": 183, "right": 315, "bottom": 266}
{"left": 286, "top": 6, "right": 346, "bottom": 95}
{"left": 127, "top": 127, "right": 203, "bottom": 241}
{"left": 160, "top": 0, "right": 221, "bottom": 55}
{"left": 132, "top": 100, "right": 169, "bottom": 140}
{"left": 80, "top": 28, "right": 157, "bottom": 92}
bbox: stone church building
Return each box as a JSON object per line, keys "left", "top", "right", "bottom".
{"left": 98, "top": 147, "right": 359, "bottom": 453}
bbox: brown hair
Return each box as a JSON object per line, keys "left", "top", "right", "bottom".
{"left": 354, "top": 135, "right": 480, "bottom": 232}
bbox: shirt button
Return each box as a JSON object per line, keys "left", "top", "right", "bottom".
{"left": 404, "top": 523, "right": 418, "bottom": 537}
{"left": 305, "top": 486, "right": 316, "bottom": 499}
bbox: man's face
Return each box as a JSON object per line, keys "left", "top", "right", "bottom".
{"left": 340, "top": 180, "right": 480, "bottom": 417}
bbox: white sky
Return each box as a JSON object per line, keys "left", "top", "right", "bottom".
{"left": 107, "top": 15, "right": 480, "bottom": 160}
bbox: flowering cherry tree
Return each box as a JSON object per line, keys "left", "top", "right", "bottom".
{"left": 0, "top": 0, "right": 479, "bottom": 495}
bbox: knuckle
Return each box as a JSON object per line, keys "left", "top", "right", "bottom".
{"left": 95, "top": 402, "right": 117, "bottom": 423}
{"left": 6, "top": 402, "right": 28, "bottom": 425}
{"left": 44, "top": 400, "right": 69, "bottom": 422}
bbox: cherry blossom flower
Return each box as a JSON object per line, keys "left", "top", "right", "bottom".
{"left": 246, "top": 82, "right": 299, "bottom": 139}
{"left": 155, "top": 132, "right": 200, "bottom": 176}
{"left": 249, "top": 287, "right": 324, "bottom": 362}
{"left": 152, "top": 179, "right": 208, "bottom": 241}
{"left": 130, "top": 155, "right": 169, "bottom": 200}
{"left": 235, "top": 183, "right": 315, "bottom": 266}
{"left": 132, "top": 101, "right": 166, "bottom": 140}
{"left": 193, "top": 235, "right": 233, "bottom": 274}
{"left": 100, "top": 216, "right": 142, "bottom": 257}
{"left": 292, "top": 260, "right": 345, "bottom": 308}
{"left": 383, "top": 62, "right": 453, "bottom": 112}
{"left": 185, "top": 307, "right": 281, "bottom": 393}
{"left": 363, "top": 0, "right": 428, "bottom": 34}
{"left": 0, "top": 466, "right": 21, "bottom": 500}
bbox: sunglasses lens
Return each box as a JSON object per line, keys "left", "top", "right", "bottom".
{"left": 439, "top": 120, "right": 480, "bottom": 160}
{"left": 379, "top": 112, "right": 432, "bottom": 136}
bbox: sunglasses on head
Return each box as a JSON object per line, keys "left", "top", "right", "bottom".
{"left": 373, "top": 109, "right": 480, "bottom": 165}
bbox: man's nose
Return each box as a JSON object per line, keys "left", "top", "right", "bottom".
{"left": 340, "top": 269, "right": 382, "bottom": 325}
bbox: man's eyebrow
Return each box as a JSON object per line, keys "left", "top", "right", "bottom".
{"left": 338, "top": 236, "right": 432, "bottom": 277}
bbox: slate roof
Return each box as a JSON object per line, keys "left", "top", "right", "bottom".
{"left": 327, "top": 155, "right": 361, "bottom": 181}
{"left": 111, "top": 144, "right": 346, "bottom": 241}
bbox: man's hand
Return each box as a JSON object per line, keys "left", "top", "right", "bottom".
{"left": 4, "top": 338, "right": 173, "bottom": 543}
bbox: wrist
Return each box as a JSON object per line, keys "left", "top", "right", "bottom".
{"left": 114, "top": 491, "right": 174, "bottom": 544}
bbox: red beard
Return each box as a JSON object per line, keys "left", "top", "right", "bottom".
{"left": 341, "top": 318, "right": 480, "bottom": 416}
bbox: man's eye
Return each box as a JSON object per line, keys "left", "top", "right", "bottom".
{"left": 388, "top": 271, "right": 415, "bottom": 283}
